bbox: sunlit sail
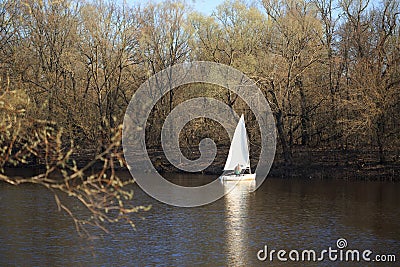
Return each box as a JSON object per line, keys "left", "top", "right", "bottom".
{"left": 220, "top": 115, "right": 256, "bottom": 181}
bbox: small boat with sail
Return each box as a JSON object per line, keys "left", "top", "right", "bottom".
{"left": 219, "top": 114, "right": 256, "bottom": 181}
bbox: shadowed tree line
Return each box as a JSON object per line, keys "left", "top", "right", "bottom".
{"left": 1, "top": 0, "right": 399, "bottom": 172}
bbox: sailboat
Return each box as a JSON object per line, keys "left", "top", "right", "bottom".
{"left": 219, "top": 114, "right": 256, "bottom": 181}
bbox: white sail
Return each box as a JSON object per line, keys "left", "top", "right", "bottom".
{"left": 224, "top": 114, "right": 250, "bottom": 171}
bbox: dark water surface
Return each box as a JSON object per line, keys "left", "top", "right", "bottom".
{"left": 0, "top": 172, "right": 399, "bottom": 266}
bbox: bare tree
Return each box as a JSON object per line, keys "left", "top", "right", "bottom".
{"left": 78, "top": 1, "right": 140, "bottom": 149}
{"left": 337, "top": 0, "right": 400, "bottom": 162}
{"left": 137, "top": 0, "right": 191, "bottom": 146}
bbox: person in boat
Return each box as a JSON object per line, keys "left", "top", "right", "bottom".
{"left": 234, "top": 164, "right": 241, "bottom": 176}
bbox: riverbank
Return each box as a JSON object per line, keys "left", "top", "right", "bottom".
{"left": 4, "top": 147, "right": 399, "bottom": 182}
{"left": 268, "top": 149, "right": 399, "bottom": 182}
{"left": 159, "top": 147, "right": 400, "bottom": 182}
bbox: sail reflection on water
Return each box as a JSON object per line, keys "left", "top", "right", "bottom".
{"left": 222, "top": 180, "right": 255, "bottom": 265}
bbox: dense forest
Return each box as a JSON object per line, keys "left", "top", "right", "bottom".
{"left": 0, "top": 0, "right": 399, "bottom": 234}
{"left": 1, "top": 0, "right": 399, "bottom": 170}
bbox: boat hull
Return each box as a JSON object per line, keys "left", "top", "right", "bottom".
{"left": 219, "top": 173, "right": 256, "bottom": 181}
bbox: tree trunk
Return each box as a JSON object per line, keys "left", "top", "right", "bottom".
{"left": 267, "top": 81, "right": 292, "bottom": 164}
{"left": 296, "top": 76, "right": 309, "bottom": 146}
{"left": 376, "top": 114, "right": 385, "bottom": 163}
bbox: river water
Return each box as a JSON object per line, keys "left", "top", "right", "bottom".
{"left": 0, "top": 172, "right": 399, "bottom": 266}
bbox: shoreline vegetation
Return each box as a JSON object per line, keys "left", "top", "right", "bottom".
{"left": 1, "top": 0, "right": 399, "bottom": 234}
{"left": 4, "top": 146, "right": 399, "bottom": 182}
